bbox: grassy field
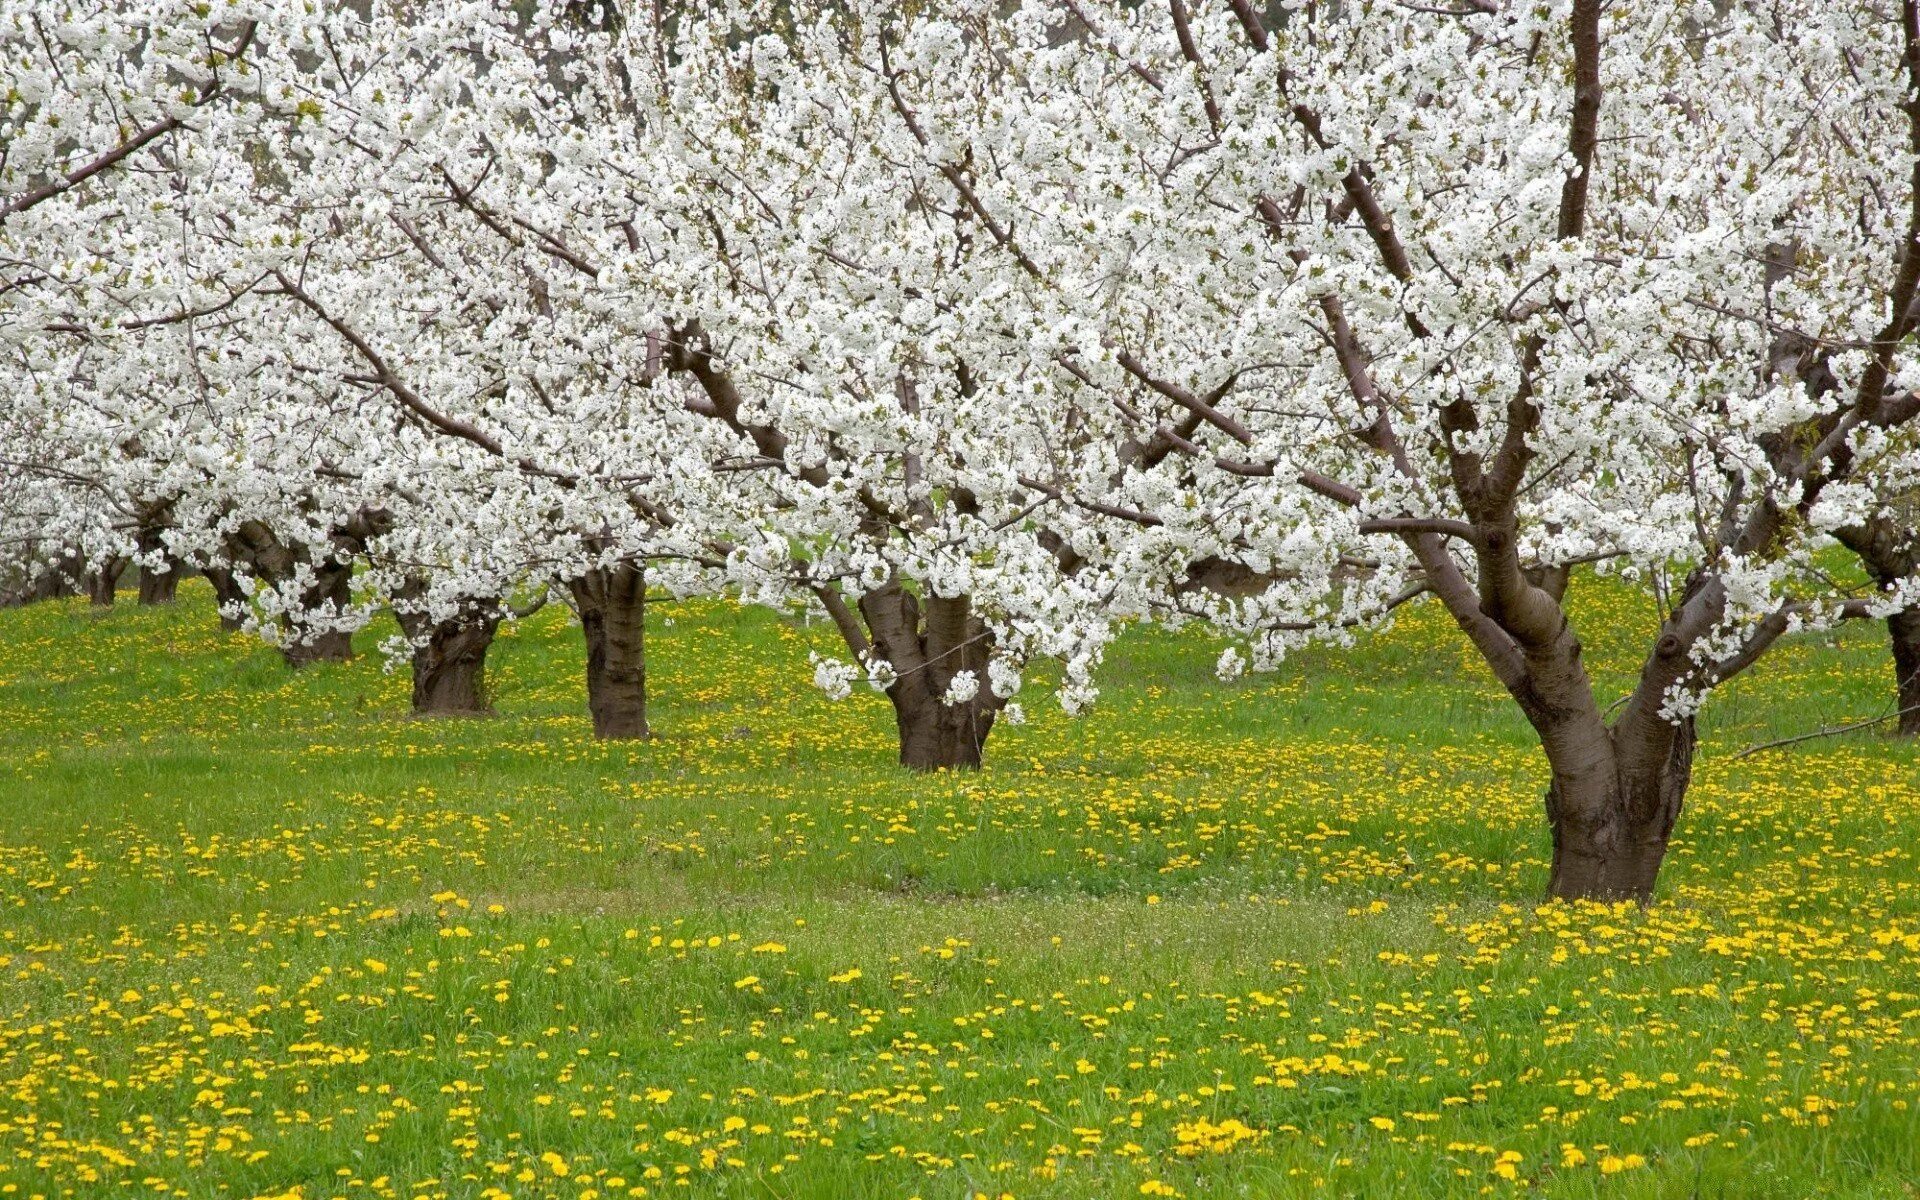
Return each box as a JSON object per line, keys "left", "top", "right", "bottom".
{"left": 0, "top": 577, "right": 1915, "bottom": 1200}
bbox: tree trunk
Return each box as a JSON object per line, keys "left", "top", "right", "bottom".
{"left": 1832, "top": 524, "right": 1920, "bottom": 736}
{"left": 135, "top": 525, "right": 180, "bottom": 605}
{"left": 1543, "top": 718, "right": 1695, "bottom": 904}
{"left": 3, "top": 552, "right": 78, "bottom": 606}
{"left": 857, "top": 584, "right": 1001, "bottom": 771}
{"left": 394, "top": 590, "right": 500, "bottom": 717}
{"left": 280, "top": 561, "right": 354, "bottom": 668}
{"left": 204, "top": 567, "right": 247, "bottom": 631}
{"left": 86, "top": 557, "right": 127, "bottom": 607}
{"left": 1890, "top": 607, "right": 1920, "bottom": 737}
{"left": 889, "top": 684, "right": 997, "bottom": 770}
{"left": 1419, "top": 540, "right": 1694, "bottom": 905}
{"left": 569, "top": 563, "right": 648, "bottom": 739}
{"left": 137, "top": 564, "right": 180, "bottom": 605}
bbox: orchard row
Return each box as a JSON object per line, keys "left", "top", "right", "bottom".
{"left": 5, "top": 0, "right": 1918, "bottom": 901}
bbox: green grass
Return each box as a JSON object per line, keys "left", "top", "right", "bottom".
{"left": 0, "top": 577, "right": 1915, "bottom": 1200}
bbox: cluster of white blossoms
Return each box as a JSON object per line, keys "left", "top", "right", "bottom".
{"left": 7, "top": 0, "right": 1920, "bottom": 882}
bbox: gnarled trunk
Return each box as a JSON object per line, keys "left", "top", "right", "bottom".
{"left": 1543, "top": 718, "right": 1695, "bottom": 903}
{"left": 569, "top": 563, "right": 648, "bottom": 740}
{"left": 395, "top": 590, "right": 500, "bottom": 716}
{"left": 86, "top": 557, "right": 128, "bottom": 607}
{"left": 1888, "top": 607, "right": 1920, "bottom": 737}
{"left": 203, "top": 567, "right": 247, "bottom": 631}
{"left": 280, "top": 560, "right": 354, "bottom": 668}
{"left": 411, "top": 622, "right": 496, "bottom": 715}
{"left": 891, "top": 685, "right": 997, "bottom": 771}
{"left": 858, "top": 584, "right": 1002, "bottom": 771}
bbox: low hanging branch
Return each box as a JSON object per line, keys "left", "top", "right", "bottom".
{"left": 1732, "top": 704, "right": 1920, "bottom": 760}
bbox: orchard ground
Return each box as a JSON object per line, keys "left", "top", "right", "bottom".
{"left": 0, "top": 578, "right": 1916, "bottom": 1200}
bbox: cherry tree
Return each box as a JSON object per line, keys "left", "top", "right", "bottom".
{"left": 212, "top": 0, "right": 1128, "bottom": 766}
{"left": 872, "top": 0, "right": 1920, "bottom": 899}
{"left": 6, "top": 1, "right": 584, "bottom": 701}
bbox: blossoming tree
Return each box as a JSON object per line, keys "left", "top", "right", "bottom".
{"left": 891, "top": 0, "right": 1920, "bottom": 899}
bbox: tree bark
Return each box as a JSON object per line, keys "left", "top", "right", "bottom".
{"left": 395, "top": 588, "right": 500, "bottom": 716}
{"left": 85, "top": 557, "right": 127, "bottom": 607}
{"left": 1543, "top": 716, "right": 1695, "bottom": 904}
{"left": 203, "top": 567, "right": 247, "bottom": 631}
{"left": 569, "top": 563, "right": 648, "bottom": 739}
{"left": 857, "top": 584, "right": 1002, "bottom": 771}
{"left": 135, "top": 524, "right": 180, "bottom": 604}
{"left": 137, "top": 563, "right": 180, "bottom": 605}
{"left": 1, "top": 545, "right": 79, "bottom": 606}
{"left": 1889, "top": 606, "right": 1920, "bottom": 736}
{"left": 1834, "top": 521, "right": 1920, "bottom": 736}
{"left": 279, "top": 560, "right": 354, "bottom": 668}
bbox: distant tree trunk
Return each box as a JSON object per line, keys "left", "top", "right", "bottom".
{"left": 135, "top": 523, "right": 180, "bottom": 605}
{"left": 21, "top": 571, "right": 76, "bottom": 605}
{"left": 203, "top": 567, "right": 247, "bottom": 631}
{"left": 1889, "top": 606, "right": 1920, "bottom": 737}
{"left": 1835, "top": 522, "right": 1920, "bottom": 736}
{"left": 857, "top": 584, "right": 1002, "bottom": 771}
{"left": 2, "top": 545, "right": 79, "bottom": 606}
{"left": 569, "top": 563, "right": 648, "bottom": 739}
{"left": 280, "top": 560, "right": 354, "bottom": 668}
{"left": 137, "top": 566, "right": 179, "bottom": 605}
{"left": 394, "top": 587, "right": 500, "bottom": 716}
{"left": 86, "top": 557, "right": 128, "bottom": 607}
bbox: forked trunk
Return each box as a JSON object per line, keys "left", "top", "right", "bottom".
{"left": 858, "top": 584, "right": 1001, "bottom": 771}
{"left": 570, "top": 563, "right": 648, "bottom": 740}
{"left": 1432, "top": 547, "right": 1696, "bottom": 905}
{"left": 1889, "top": 607, "right": 1920, "bottom": 737}
{"left": 86, "top": 558, "right": 127, "bottom": 607}
{"left": 279, "top": 560, "right": 355, "bottom": 668}
{"left": 1543, "top": 718, "right": 1695, "bottom": 904}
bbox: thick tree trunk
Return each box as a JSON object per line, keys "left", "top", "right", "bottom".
{"left": 1889, "top": 607, "right": 1920, "bottom": 737}
{"left": 203, "top": 567, "right": 248, "bottom": 631}
{"left": 1543, "top": 718, "right": 1695, "bottom": 904}
{"left": 569, "top": 564, "right": 648, "bottom": 740}
{"left": 135, "top": 525, "right": 180, "bottom": 604}
{"left": 137, "top": 564, "right": 180, "bottom": 605}
{"left": 279, "top": 561, "right": 354, "bottom": 668}
{"left": 394, "top": 589, "right": 500, "bottom": 717}
{"left": 857, "top": 584, "right": 1001, "bottom": 771}
{"left": 889, "top": 685, "right": 996, "bottom": 770}
{"left": 410, "top": 619, "right": 499, "bottom": 715}
{"left": 85, "top": 558, "right": 127, "bottom": 607}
